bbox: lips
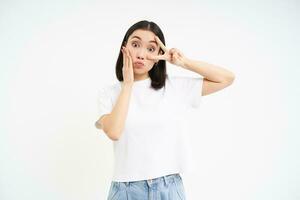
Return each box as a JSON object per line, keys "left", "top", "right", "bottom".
{"left": 134, "top": 61, "right": 144, "bottom": 66}
{"left": 133, "top": 61, "right": 144, "bottom": 68}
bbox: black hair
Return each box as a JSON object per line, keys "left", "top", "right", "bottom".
{"left": 115, "top": 20, "right": 167, "bottom": 90}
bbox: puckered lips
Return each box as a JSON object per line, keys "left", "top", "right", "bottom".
{"left": 133, "top": 61, "right": 145, "bottom": 68}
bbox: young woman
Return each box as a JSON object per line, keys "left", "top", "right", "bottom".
{"left": 95, "top": 20, "right": 235, "bottom": 200}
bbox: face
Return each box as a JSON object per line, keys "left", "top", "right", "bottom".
{"left": 125, "top": 29, "right": 161, "bottom": 79}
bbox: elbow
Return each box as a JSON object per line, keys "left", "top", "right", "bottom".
{"left": 95, "top": 121, "right": 120, "bottom": 141}
{"left": 110, "top": 136, "right": 120, "bottom": 141}
{"left": 96, "top": 114, "right": 124, "bottom": 141}
{"left": 95, "top": 121, "right": 102, "bottom": 129}
{"left": 106, "top": 129, "right": 121, "bottom": 141}
{"left": 108, "top": 133, "right": 120, "bottom": 141}
{"left": 224, "top": 73, "right": 235, "bottom": 85}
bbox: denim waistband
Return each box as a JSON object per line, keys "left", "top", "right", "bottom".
{"left": 115, "top": 173, "right": 182, "bottom": 188}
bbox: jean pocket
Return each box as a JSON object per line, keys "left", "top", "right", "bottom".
{"left": 107, "top": 182, "right": 120, "bottom": 200}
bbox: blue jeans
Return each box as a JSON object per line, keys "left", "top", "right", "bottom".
{"left": 107, "top": 173, "right": 186, "bottom": 200}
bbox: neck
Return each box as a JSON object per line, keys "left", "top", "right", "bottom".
{"left": 134, "top": 74, "right": 150, "bottom": 81}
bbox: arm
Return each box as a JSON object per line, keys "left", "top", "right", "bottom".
{"left": 147, "top": 36, "right": 235, "bottom": 96}
{"left": 183, "top": 58, "right": 235, "bottom": 96}
{"left": 95, "top": 83, "right": 133, "bottom": 141}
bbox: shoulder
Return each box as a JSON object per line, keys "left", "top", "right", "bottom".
{"left": 167, "top": 74, "right": 201, "bottom": 81}
{"left": 97, "top": 81, "right": 120, "bottom": 98}
{"left": 99, "top": 81, "right": 120, "bottom": 92}
{"left": 166, "top": 75, "right": 183, "bottom": 84}
{"left": 166, "top": 75, "right": 202, "bottom": 85}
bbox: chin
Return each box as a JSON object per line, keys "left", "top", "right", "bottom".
{"left": 134, "top": 68, "right": 149, "bottom": 73}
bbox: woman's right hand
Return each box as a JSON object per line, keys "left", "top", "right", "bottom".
{"left": 121, "top": 46, "right": 134, "bottom": 86}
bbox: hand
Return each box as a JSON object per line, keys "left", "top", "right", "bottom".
{"left": 121, "top": 46, "right": 134, "bottom": 86}
{"left": 146, "top": 36, "right": 188, "bottom": 68}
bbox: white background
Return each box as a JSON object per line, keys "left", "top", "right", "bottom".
{"left": 0, "top": 0, "right": 299, "bottom": 199}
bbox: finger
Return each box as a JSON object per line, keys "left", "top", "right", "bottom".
{"left": 169, "top": 48, "right": 175, "bottom": 54}
{"left": 171, "top": 51, "right": 178, "bottom": 57}
{"left": 122, "top": 47, "right": 126, "bottom": 67}
{"left": 127, "top": 49, "right": 133, "bottom": 68}
{"left": 177, "top": 51, "right": 183, "bottom": 57}
{"left": 174, "top": 54, "right": 183, "bottom": 63}
{"left": 174, "top": 49, "right": 183, "bottom": 57}
{"left": 170, "top": 48, "right": 180, "bottom": 55}
{"left": 174, "top": 53, "right": 179, "bottom": 60}
{"left": 127, "top": 48, "right": 133, "bottom": 61}
{"left": 125, "top": 48, "right": 130, "bottom": 69}
{"left": 155, "top": 36, "right": 168, "bottom": 53}
{"left": 173, "top": 52, "right": 179, "bottom": 59}
{"left": 171, "top": 53, "right": 175, "bottom": 62}
{"left": 147, "top": 54, "right": 166, "bottom": 61}
{"left": 123, "top": 47, "right": 128, "bottom": 62}
{"left": 171, "top": 52, "right": 178, "bottom": 61}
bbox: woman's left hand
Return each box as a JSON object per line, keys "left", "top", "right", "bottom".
{"left": 146, "top": 36, "right": 188, "bottom": 68}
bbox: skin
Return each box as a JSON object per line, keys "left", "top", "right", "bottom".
{"left": 121, "top": 29, "right": 191, "bottom": 84}
{"left": 121, "top": 29, "right": 235, "bottom": 96}
{"left": 121, "top": 29, "right": 164, "bottom": 84}
{"left": 96, "top": 28, "right": 235, "bottom": 140}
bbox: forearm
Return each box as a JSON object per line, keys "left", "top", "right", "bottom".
{"left": 102, "top": 83, "right": 133, "bottom": 140}
{"left": 183, "top": 58, "right": 235, "bottom": 83}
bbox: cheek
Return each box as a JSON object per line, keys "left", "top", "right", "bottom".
{"left": 127, "top": 47, "right": 135, "bottom": 57}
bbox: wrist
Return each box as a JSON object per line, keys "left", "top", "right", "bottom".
{"left": 182, "top": 57, "right": 191, "bottom": 69}
{"left": 121, "top": 82, "right": 133, "bottom": 89}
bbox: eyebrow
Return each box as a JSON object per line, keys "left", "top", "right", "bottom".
{"left": 130, "top": 35, "right": 158, "bottom": 46}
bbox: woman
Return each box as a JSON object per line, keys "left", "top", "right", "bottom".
{"left": 95, "top": 20, "right": 235, "bottom": 200}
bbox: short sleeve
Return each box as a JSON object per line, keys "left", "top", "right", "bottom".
{"left": 170, "top": 76, "right": 204, "bottom": 108}
{"left": 96, "top": 86, "right": 113, "bottom": 121}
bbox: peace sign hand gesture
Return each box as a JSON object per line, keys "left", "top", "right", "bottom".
{"left": 146, "top": 36, "right": 188, "bottom": 68}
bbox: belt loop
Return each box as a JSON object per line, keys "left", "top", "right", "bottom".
{"left": 163, "top": 176, "right": 167, "bottom": 186}
{"left": 146, "top": 179, "right": 152, "bottom": 188}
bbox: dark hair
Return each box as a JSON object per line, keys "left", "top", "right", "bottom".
{"left": 115, "top": 20, "right": 168, "bottom": 90}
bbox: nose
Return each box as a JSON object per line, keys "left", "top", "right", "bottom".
{"left": 136, "top": 49, "right": 147, "bottom": 60}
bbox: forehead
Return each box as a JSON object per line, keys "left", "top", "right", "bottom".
{"left": 128, "top": 30, "right": 157, "bottom": 46}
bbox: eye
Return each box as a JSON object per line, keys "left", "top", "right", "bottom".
{"left": 148, "top": 47, "right": 156, "bottom": 52}
{"left": 131, "top": 42, "right": 139, "bottom": 47}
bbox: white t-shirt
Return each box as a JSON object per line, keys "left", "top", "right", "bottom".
{"left": 97, "top": 75, "right": 204, "bottom": 182}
